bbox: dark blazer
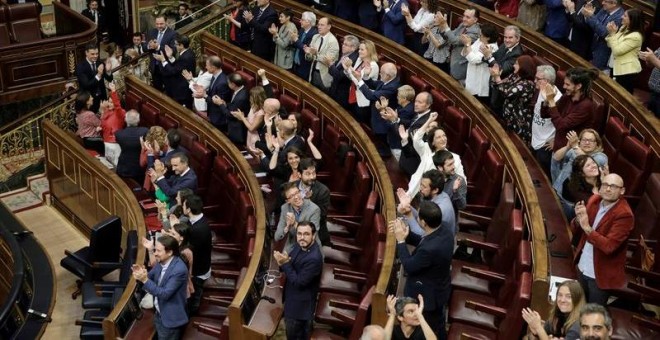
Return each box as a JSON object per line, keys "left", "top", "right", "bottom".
{"left": 189, "top": 215, "right": 212, "bottom": 278}
{"left": 76, "top": 59, "right": 113, "bottom": 107}
{"left": 81, "top": 8, "right": 106, "bottom": 33}
{"left": 175, "top": 14, "right": 193, "bottom": 30}
{"left": 248, "top": 4, "right": 278, "bottom": 62}
{"left": 397, "top": 226, "right": 454, "bottom": 312}
{"left": 115, "top": 126, "right": 149, "bottom": 178}
{"left": 280, "top": 242, "right": 323, "bottom": 320}
{"left": 587, "top": 7, "right": 624, "bottom": 70}
{"left": 381, "top": 0, "right": 407, "bottom": 44}
{"left": 398, "top": 110, "right": 431, "bottom": 176}
{"left": 160, "top": 49, "right": 196, "bottom": 106}
{"left": 156, "top": 168, "right": 198, "bottom": 202}
{"left": 568, "top": 0, "right": 600, "bottom": 60}
{"left": 359, "top": 78, "right": 400, "bottom": 134}
{"left": 334, "top": 0, "right": 359, "bottom": 24}
{"left": 206, "top": 72, "right": 232, "bottom": 129}
{"left": 328, "top": 51, "right": 359, "bottom": 110}
{"left": 143, "top": 256, "right": 189, "bottom": 328}
{"left": 146, "top": 27, "right": 177, "bottom": 70}
{"left": 293, "top": 26, "right": 318, "bottom": 80}
{"left": 358, "top": 0, "right": 380, "bottom": 32}
{"left": 221, "top": 86, "right": 251, "bottom": 144}
{"left": 386, "top": 101, "right": 414, "bottom": 150}
{"left": 573, "top": 195, "right": 634, "bottom": 289}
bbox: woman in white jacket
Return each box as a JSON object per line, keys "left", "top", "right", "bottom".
{"left": 406, "top": 112, "right": 466, "bottom": 197}
{"left": 462, "top": 23, "right": 500, "bottom": 102}
{"left": 183, "top": 56, "right": 212, "bottom": 117}
{"left": 401, "top": 0, "right": 437, "bottom": 55}
{"left": 346, "top": 40, "right": 380, "bottom": 124}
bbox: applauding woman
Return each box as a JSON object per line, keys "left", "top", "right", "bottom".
{"left": 605, "top": 8, "right": 643, "bottom": 93}
{"left": 522, "top": 280, "right": 585, "bottom": 340}
{"left": 270, "top": 9, "right": 298, "bottom": 70}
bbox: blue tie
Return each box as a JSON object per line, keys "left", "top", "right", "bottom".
{"left": 295, "top": 30, "right": 307, "bottom": 65}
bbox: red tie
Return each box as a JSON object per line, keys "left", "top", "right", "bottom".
{"left": 348, "top": 63, "right": 366, "bottom": 104}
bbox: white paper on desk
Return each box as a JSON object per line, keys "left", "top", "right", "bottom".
{"left": 255, "top": 172, "right": 268, "bottom": 178}
{"left": 548, "top": 276, "right": 573, "bottom": 301}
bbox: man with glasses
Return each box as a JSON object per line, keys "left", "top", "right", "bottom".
{"left": 275, "top": 182, "right": 322, "bottom": 252}
{"left": 294, "top": 158, "right": 331, "bottom": 246}
{"left": 531, "top": 65, "right": 561, "bottom": 173}
{"left": 572, "top": 173, "right": 633, "bottom": 305}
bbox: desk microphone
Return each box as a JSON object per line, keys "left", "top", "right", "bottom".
{"left": 27, "top": 309, "right": 52, "bottom": 322}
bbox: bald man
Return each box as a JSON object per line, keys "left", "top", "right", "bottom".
{"left": 573, "top": 173, "right": 633, "bottom": 306}
{"left": 360, "top": 324, "right": 386, "bottom": 340}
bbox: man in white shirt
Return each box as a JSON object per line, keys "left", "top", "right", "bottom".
{"left": 531, "top": 65, "right": 561, "bottom": 174}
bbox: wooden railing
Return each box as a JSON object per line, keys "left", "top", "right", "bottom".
{"left": 123, "top": 75, "right": 269, "bottom": 339}
{"left": 438, "top": 0, "right": 660, "bottom": 163}
{"left": 0, "top": 1, "right": 96, "bottom": 104}
{"left": 41, "top": 120, "right": 147, "bottom": 340}
{"left": 272, "top": 0, "right": 550, "bottom": 319}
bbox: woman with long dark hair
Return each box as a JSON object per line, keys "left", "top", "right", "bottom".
{"left": 557, "top": 154, "right": 602, "bottom": 220}
{"left": 75, "top": 91, "right": 105, "bottom": 155}
{"left": 605, "top": 8, "right": 643, "bottom": 93}
{"left": 491, "top": 55, "right": 536, "bottom": 143}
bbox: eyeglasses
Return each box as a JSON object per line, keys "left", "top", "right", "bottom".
{"left": 580, "top": 138, "right": 596, "bottom": 143}
{"left": 601, "top": 183, "right": 623, "bottom": 190}
{"left": 286, "top": 190, "right": 301, "bottom": 200}
{"left": 535, "top": 76, "right": 545, "bottom": 81}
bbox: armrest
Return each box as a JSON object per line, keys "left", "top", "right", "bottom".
{"left": 330, "top": 193, "right": 350, "bottom": 200}
{"left": 75, "top": 319, "right": 103, "bottom": 327}
{"left": 213, "top": 245, "right": 242, "bottom": 253}
{"left": 64, "top": 250, "right": 93, "bottom": 268}
{"left": 329, "top": 299, "right": 359, "bottom": 310}
{"left": 628, "top": 239, "right": 657, "bottom": 248}
{"left": 334, "top": 272, "right": 367, "bottom": 284}
{"left": 333, "top": 267, "right": 366, "bottom": 277}
{"left": 213, "top": 242, "right": 242, "bottom": 248}
{"left": 203, "top": 296, "right": 232, "bottom": 306}
{"left": 461, "top": 266, "right": 506, "bottom": 284}
{"left": 209, "top": 222, "right": 231, "bottom": 230}
{"left": 626, "top": 266, "right": 660, "bottom": 281}
{"left": 193, "top": 321, "right": 223, "bottom": 336}
{"left": 92, "top": 261, "right": 123, "bottom": 269}
{"left": 632, "top": 314, "right": 660, "bottom": 332}
{"left": 464, "top": 204, "right": 495, "bottom": 217}
{"left": 459, "top": 211, "right": 492, "bottom": 225}
{"left": 327, "top": 215, "right": 363, "bottom": 221}
{"left": 330, "top": 309, "right": 356, "bottom": 324}
{"left": 331, "top": 242, "right": 362, "bottom": 253}
{"left": 465, "top": 300, "right": 507, "bottom": 319}
{"left": 212, "top": 269, "right": 241, "bottom": 278}
{"left": 627, "top": 281, "right": 660, "bottom": 299}
{"left": 458, "top": 238, "right": 499, "bottom": 253}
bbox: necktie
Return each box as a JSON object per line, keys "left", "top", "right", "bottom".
{"left": 295, "top": 30, "right": 307, "bottom": 65}
{"left": 90, "top": 61, "right": 96, "bottom": 72}
{"left": 157, "top": 30, "right": 164, "bottom": 45}
{"left": 251, "top": 9, "right": 264, "bottom": 40}
{"left": 208, "top": 75, "right": 217, "bottom": 95}
{"left": 313, "top": 37, "right": 324, "bottom": 70}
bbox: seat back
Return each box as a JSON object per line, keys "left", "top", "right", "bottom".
{"left": 631, "top": 173, "right": 660, "bottom": 244}
{"left": 346, "top": 286, "right": 376, "bottom": 340}
{"left": 343, "top": 162, "right": 372, "bottom": 216}
{"left": 0, "top": 6, "right": 13, "bottom": 45}
{"left": 496, "top": 272, "right": 532, "bottom": 339}
{"left": 353, "top": 191, "right": 381, "bottom": 244}
{"left": 7, "top": 3, "right": 41, "bottom": 43}
{"left": 118, "top": 230, "right": 139, "bottom": 285}
{"left": 177, "top": 128, "right": 198, "bottom": 151}
{"left": 430, "top": 88, "right": 451, "bottom": 119}
{"left": 462, "top": 127, "right": 491, "bottom": 181}
{"left": 90, "top": 216, "right": 123, "bottom": 263}
{"left": 611, "top": 136, "right": 652, "bottom": 197}
{"left": 124, "top": 90, "right": 142, "bottom": 112}
{"left": 489, "top": 209, "right": 523, "bottom": 273}
{"left": 300, "top": 109, "right": 320, "bottom": 145}
{"left": 442, "top": 106, "right": 470, "bottom": 155}
{"left": 591, "top": 98, "right": 607, "bottom": 132}
{"left": 602, "top": 116, "right": 629, "bottom": 166}
{"left": 188, "top": 140, "right": 214, "bottom": 197}
{"left": 279, "top": 93, "right": 301, "bottom": 113}
{"left": 485, "top": 182, "right": 515, "bottom": 246}
{"left": 159, "top": 115, "right": 179, "bottom": 131}
{"left": 468, "top": 150, "right": 504, "bottom": 209}
{"left": 139, "top": 102, "right": 160, "bottom": 127}
{"left": 358, "top": 212, "right": 386, "bottom": 271}
{"left": 235, "top": 69, "right": 254, "bottom": 89}
{"left": 407, "top": 74, "right": 431, "bottom": 93}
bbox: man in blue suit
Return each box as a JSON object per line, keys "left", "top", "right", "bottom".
{"left": 291, "top": 12, "right": 318, "bottom": 80}
{"left": 245, "top": 0, "right": 278, "bottom": 62}
{"left": 147, "top": 15, "right": 177, "bottom": 92}
{"left": 204, "top": 56, "right": 232, "bottom": 132}
{"left": 392, "top": 200, "right": 454, "bottom": 340}
{"left": 219, "top": 73, "right": 251, "bottom": 145}
{"left": 132, "top": 235, "right": 188, "bottom": 339}
{"left": 150, "top": 152, "right": 198, "bottom": 203}
{"left": 274, "top": 221, "right": 323, "bottom": 340}
{"left": 76, "top": 44, "right": 113, "bottom": 113}
{"left": 582, "top": 0, "right": 623, "bottom": 72}
{"left": 115, "top": 110, "right": 149, "bottom": 184}
{"left": 352, "top": 62, "right": 400, "bottom": 156}
{"left": 156, "top": 35, "right": 195, "bottom": 109}
{"left": 376, "top": 0, "right": 408, "bottom": 44}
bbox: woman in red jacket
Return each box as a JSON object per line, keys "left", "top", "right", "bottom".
{"left": 100, "top": 82, "right": 126, "bottom": 167}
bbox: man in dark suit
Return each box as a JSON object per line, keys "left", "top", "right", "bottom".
{"left": 81, "top": 0, "right": 106, "bottom": 41}
{"left": 205, "top": 56, "right": 232, "bottom": 132}
{"left": 219, "top": 73, "right": 250, "bottom": 145}
{"left": 327, "top": 35, "right": 360, "bottom": 111}
{"left": 358, "top": 0, "right": 380, "bottom": 32}
{"left": 376, "top": 0, "right": 408, "bottom": 44}
{"left": 174, "top": 3, "right": 193, "bottom": 30}
{"left": 582, "top": 0, "right": 623, "bottom": 73}
{"left": 392, "top": 200, "right": 454, "bottom": 340}
{"left": 296, "top": 158, "right": 331, "bottom": 246}
{"left": 244, "top": 0, "right": 278, "bottom": 61}
{"left": 182, "top": 195, "right": 213, "bottom": 316}
{"left": 115, "top": 110, "right": 149, "bottom": 184}
{"left": 573, "top": 173, "right": 633, "bottom": 306}
{"left": 145, "top": 128, "right": 189, "bottom": 174}
{"left": 127, "top": 32, "right": 149, "bottom": 56}
{"left": 564, "top": 0, "right": 600, "bottom": 61}
{"left": 397, "top": 91, "right": 433, "bottom": 176}
{"left": 379, "top": 84, "right": 415, "bottom": 161}
{"left": 353, "top": 62, "right": 400, "bottom": 156}
{"left": 334, "top": 0, "right": 358, "bottom": 24}
{"left": 483, "top": 25, "right": 524, "bottom": 114}
{"left": 156, "top": 35, "right": 195, "bottom": 109}
{"left": 76, "top": 43, "right": 113, "bottom": 113}
{"left": 150, "top": 153, "right": 198, "bottom": 203}
{"left": 147, "top": 15, "right": 177, "bottom": 92}
{"left": 132, "top": 235, "right": 188, "bottom": 339}
{"left": 274, "top": 221, "right": 323, "bottom": 340}
{"left": 291, "top": 11, "right": 318, "bottom": 80}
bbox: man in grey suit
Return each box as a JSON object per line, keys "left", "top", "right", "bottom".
{"left": 275, "top": 182, "right": 322, "bottom": 252}
{"left": 437, "top": 8, "right": 481, "bottom": 85}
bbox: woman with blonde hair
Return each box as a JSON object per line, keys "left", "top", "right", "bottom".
{"left": 232, "top": 86, "right": 268, "bottom": 149}
{"left": 346, "top": 40, "right": 379, "bottom": 124}
{"left": 522, "top": 280, "right": 585, "bottom": 340}
{"left": 551, "top": 128, "right": 608, "bottom": 186}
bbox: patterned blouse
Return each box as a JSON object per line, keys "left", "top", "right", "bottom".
{"left": 498, "top": 74, "right": 536, "bottom": 143}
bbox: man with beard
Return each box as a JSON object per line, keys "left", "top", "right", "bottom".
{"left": 294, "top": 158, "right": 331, "bottom": 246}
{"left": 274, "top": 221, "right": 323, "bottom": 340}
{"left": 150, "top": 153, "right": 198, "bottom": 203}
{"left": 390, "top": 201, "right": 453, "bottom": 340}
{"left": 579, "top": 303, "right": 612, "bottom": 340}
{"left": 397, "top": 169, "right": 456, "bottom": 236}
{"left": 384, "top": 295, "right": 437, "bottom": 340}
{"left": 432, "top": 150, "right": 467, "bottom": 212}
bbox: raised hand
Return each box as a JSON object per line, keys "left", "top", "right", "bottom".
{"left": 489, "top": 63, "right": 501, "bottom": 77}
{"left": 566, "top": 130, "right": 579, "bottom": 147}
{"left": 289, "top": 31, "right": 299, "bottom": 42}
{"left": 401, "top": 4, "right": 410, "bottom": 16}
{"left": 108, "top": 82, "right": 116, "bottom": 92}
{"left": 543, "top": 83, "right": 557, "bottom": 102}
{"left": 242, "top": 10, "right": 253, "bottom": 22}
{"left": 396, "top": 187, "right": 412, "bottom": 208}
{"left": 416, "top": 294, "right": 425, "bottom": 315}
{"left": 269, "top": 23, "right": 278, "bottom": 36}
{"left": 606, "top": 21, "right": 618, "bottom": 34}
{"left": 164, "top": 45, "right": 173, "bottom": 58}
{"left": 257, "top": 69, "right": 267, "bottom": 79}
{"left": 479, "top": 43, "right": 492, "bottom": 58}
{"left": 392, "top": 218, "right": 409, "bottom": 241}
{"left": 182, "top": 69, "right": 193, "bottom": 81}
{"left": 97, "top": 62, "right": 105, "bottom": 75}
{"left": 386, "top": 295, "right": 397, "bottom": 315}
{"left": 141, "top": 237, "right": 153, "bottom": 251}
{"left": 230, "top": 109, "right": 244, "bottom": 119}
{"left": 307, "top": 128, "right": 315, "bottom": 143}
{"left": 398, "top": 124, "right": 408, "bottom": 141}
{"left": 460, "top": 33, "right": 472, "bottom": 46}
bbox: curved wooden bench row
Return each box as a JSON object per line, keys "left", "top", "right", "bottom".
{"left": 272, "top": 0, "right": 548, "bottom": 321}
{"left": 122, "top": 75, "right": 269, "bottom": 340}
{"left": 195, "top": 26, "right": 399, "bottom": 326}
{"left": 41, "top": 119, "right": 147, "bottom": 340}
{"left": 438, "top": 0, "right": 660, "bottom": 163}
